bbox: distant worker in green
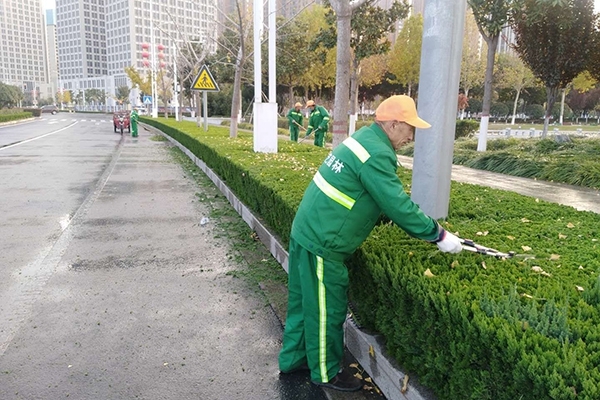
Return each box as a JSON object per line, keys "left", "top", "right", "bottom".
{"left": 130, "top": 108, "right": 139, "bottom": 137}
{"left": 287, "top": 102, "right": 303, "bottom": 142}
{"left": 304, "top": 100, "right": 330, "bottom": 147}
{"left": 278, "top": 95, "right": 463, "bottom": 392}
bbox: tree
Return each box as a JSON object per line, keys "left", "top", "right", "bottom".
{"left": 494, "top": 53, "right": 537, "bottom": 124}
{"left": 214, "top": 0, "right": 253, "bottom": 138}
{"left": 124, "top": 66, "right": 152, "bottom": 96}
{"left": 116, "top": 86, "right": 131, "bottom": 105}
{"left": 317, "top": 0, "right": 407, "bottom": 140}
{"left": 460, "top": 9, "right": 486, "bottom": 117}
{"left": 0, "top": 83, "right": 23, "bottom": 108}
{"left": 468, "top": 0, "right": 516, "bottom": 151}
{"left": 275, "top": 16, "right": 311, "bottom": 105}
{"left": 511, "top": 0, "right": 597, "bottom": 137}
{"left": 387, "top": 14, "right": 423, "bottom": 97}
{"left": 327, "top": 0, "right": 370, "bottom": 148}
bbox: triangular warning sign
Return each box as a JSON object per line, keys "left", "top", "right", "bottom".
{"left": 191, "top": 65, "right": 220, "bottom": 92}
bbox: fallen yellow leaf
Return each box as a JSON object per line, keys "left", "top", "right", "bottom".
{"left": 481, "top": 261, "right": 487, "bottom": 270}
{"left": 567, "top": 222, "right": 575, "bottom": 228}
{"left": 451, "top": 260, "right": 459, "bottom": 269}
{"left": 576, "top": 285, "right": 585, "bottom": 292}
{"left": 401, "top": 375, "right": 409, "bottom": 393}
{"left": 369, "top": 345, "right": 375, "bottom": 358}
{"left": 364, "top": 377, "right": 372, "bottom": 383}
{"left": 354, "top": 373, "right": 363, "bottom": 380}
{"left": 349, "top": 363, "right": 359, "bottom": 369}
{"left": 522, "top": 245, "right": 532, "bottom": 252}
{"left": 507, "top": 235, "right": 515, "bottom": 240}
{"left": 521, "top": 218, "right": 531, "bottom": 223}
{"left": 531, "top": 266, "right": 544, "bottom": 273}
{"left": 558, "top": 233, "right": 567, "bottom": 239}
{"left": 424, "top": 268, "right": 435, "bottom": 278}
{"left": 522, "top": 293, "right": 534, "bottom": 299}
{"left": 549, "top": 254, "right": 561, "bottom": 260}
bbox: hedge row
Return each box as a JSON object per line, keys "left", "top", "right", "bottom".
{"left": 0, "top": 111, "right": 33, "bottom": 123}
{"left": 399, "top": 137, "right": 600, "bottom": 189}
{"left": 142, "top": 117, "right": 600, "bottom": 400}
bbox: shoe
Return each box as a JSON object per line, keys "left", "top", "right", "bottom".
{"left": 279, "top": 363, "right": 310, "bottom": 374}
{"left": 312, "top": 369, "right": 363, "bottom": 392}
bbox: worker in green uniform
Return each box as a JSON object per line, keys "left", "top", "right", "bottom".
{"left": 287, "top": 102, "right": 303, "bottom": 142}
{"left": 130, "top": 108, "right": 139, "bottom": 137}
{"left": 304, "top": 100, "right": 330, "bottom": 147}
{"left": 278, "top": 95, "right": 463, "bottom": 392}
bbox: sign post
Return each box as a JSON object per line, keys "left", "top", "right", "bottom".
{"left": 190, "top": 65, "right": 220, "bottom": 132}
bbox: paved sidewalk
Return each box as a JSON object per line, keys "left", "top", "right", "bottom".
{"left": 397, "top": 155, "right": 600, "bottom": 214}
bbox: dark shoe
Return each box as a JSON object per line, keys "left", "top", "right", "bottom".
{"left": 279, "top": 363, "right": 310, "bottom": 374}
{"left": 312, "top": 369, "right": 363, "bottom": 392}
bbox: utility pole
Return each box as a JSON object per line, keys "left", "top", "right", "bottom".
{"left": 410, "top": 0, "right": 466, "bottom": 219}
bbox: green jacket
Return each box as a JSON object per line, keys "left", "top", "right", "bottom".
{"left": 287, "top": 108, "right": 303, "bottom": 128}
{"left": 291, "top": 123, "right": 440, "bottom": 261}
{"left": 305, "top": 105, "right": 330, "bottom": 136}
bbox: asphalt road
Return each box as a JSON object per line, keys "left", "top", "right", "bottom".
{"left": 0, "top": 113, "right": 327, "bottom": 400}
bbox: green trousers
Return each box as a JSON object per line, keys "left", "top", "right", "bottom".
{"left": 313, "top": 130, "right": 325, "bottom": 147}
{"left": 290, "top": 126, "right": 299, "bottom": 142}
{"left": 279, "top": 238, "right": 348, "bottom": 383}
{"left": 131, "top": 120, "right": 138, "bottom": 137}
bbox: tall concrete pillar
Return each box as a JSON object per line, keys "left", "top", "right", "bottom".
{"left": 410, "top": 0, "right": 466, "bottom": 219}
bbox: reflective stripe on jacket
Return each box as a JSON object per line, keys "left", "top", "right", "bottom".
{"left": 291, "top": 123, "right": 439, "bottom": 261}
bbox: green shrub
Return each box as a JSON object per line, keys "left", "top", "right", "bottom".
{"left": 22, "top": 108, "right": 41, "bottom": 117}
{"left": 0, "top": 111, "right": 33, "bottom": 122}
{"left": 455, "top": 119, "right": 479, "bottom": 139}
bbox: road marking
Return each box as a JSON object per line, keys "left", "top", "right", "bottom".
{"left": 0, "top": 121, "right": 79, "bottom": 151}
{"left": 0, "top": 134, "right": 125, "bottom": 356}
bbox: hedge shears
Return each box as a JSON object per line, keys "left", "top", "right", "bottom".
{"left": 460, "top": 238, "right": 534, "bottom": 259}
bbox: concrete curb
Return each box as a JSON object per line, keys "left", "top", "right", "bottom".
{"left": 145, "top": 123, "right": 435, "bottom": 400}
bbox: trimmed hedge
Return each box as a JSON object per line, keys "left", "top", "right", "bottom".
{"left": 400, "top": 137, "right": 600, "bottom": 189}
{"left": 142, "top": 117, "right": 600, "bottom": 400}
{"left": 0, "top": 111, "right": 33, "bottom": 123}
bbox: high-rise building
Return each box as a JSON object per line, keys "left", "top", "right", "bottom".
{"left": 56, "top": 0, "right": 107, "bottom": 81}
{"left": 0, "top": 0, "right": 48, "bottom": 103}
{"left": 44, "top": 9, "right": 60, "bottom": 101}
{"left": 55, "top": 0, "right": 217, "bottom": 106}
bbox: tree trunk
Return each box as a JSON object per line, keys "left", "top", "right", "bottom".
{"left": 348, "top": 58, "right": 360, "bottom": 136}
{"left": 230, "top": 47, "right": 244, "bottom": 138}
{"left": 330, "top": 1, "right": 353, "bottom": 149}
{"left": 477, "top": 34, "right": 499, "bottom": 152}
{"left": 559, "top": 88, "right": 566, "bottom": 125}
{"left": 289, "top": 85, "right": 294, "bottom": 108}
{"left": 543, "top": 86, "right": 559, "bottom": 138}
{"left": 511, "top": 87, "right": 521, "bottom": 125}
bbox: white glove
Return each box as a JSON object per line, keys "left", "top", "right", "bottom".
{"left": 436, "top": 230, "right": 463, "bottom": 254}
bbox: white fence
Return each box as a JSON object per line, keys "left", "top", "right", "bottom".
{"left": 484, "top": 128, "right": 600, "bottom": 139}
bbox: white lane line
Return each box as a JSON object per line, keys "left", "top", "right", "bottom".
{"left": 0, "top": 121, "right": 79, "bottom": 151}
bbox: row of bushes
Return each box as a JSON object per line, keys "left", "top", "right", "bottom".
{"left": 141, "top": 117, "right": 600, "bottom": 399}
{"left": 0, "top": 111, "right": 33, "bottom": 123}
{"left": 399, "top": 137, "right": 600, "bottom": 189}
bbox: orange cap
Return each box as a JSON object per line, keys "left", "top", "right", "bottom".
{"left": 306, "top": 100, "right": 315, "bottom": 107}
{"left": 294, "top": 102, "right": 302, "bottom": 108}
{"left": 375, "top": 95, "right": 431, "bottom": 129}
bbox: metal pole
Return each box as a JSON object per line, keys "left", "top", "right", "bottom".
{"left": 173, "top": 42, "right": 179, "bottom": 121}
{"left": 268, "top": 0, "right": 276, "bottom": 102}
{"left": 203, "top": 91, "right": 208, "bottom": 132}
{"left": 410, "top": 0, "right": 466, "bottom": 219}
{"left": 253, "top": 0, "right": 263, "bottom": 104}
{"left": 151, "top": 11, "right": 158, "bottom": 118}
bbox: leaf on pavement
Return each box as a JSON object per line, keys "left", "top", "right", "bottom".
{"left": 401, "top": 375, "right": 409, "bottom": 393}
